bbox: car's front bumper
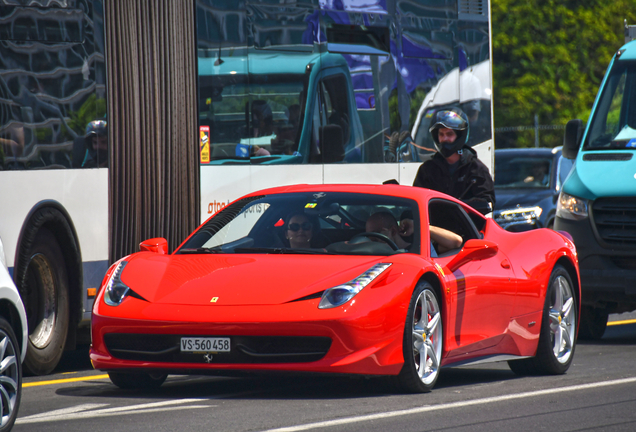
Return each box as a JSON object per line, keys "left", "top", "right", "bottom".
{"left": 90, "top": 295, "right": 407, "bottom": 376}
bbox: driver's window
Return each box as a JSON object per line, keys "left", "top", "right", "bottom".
{"left": 428, "top": 199, "right": 479, "bottom": 256}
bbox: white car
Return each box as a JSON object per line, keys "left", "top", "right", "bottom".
{"left": 0, "top": 236, "right": 27, "bottom": 431}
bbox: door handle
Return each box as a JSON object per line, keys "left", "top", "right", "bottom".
{"left": 500, "top": 259, "right": 511, "bottom": 269}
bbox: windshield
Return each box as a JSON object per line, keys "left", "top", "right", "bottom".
{"left": 585, "top": 59, "right": 636, "bottom": 150}
{"left": 495, "top": 153, "right": 552, "bottom": 189}
{"left": 199, "top": 74, "right": 306, "bottom": 163}
{"left": 178, "top": 192, "right": 419, "bottom": 255}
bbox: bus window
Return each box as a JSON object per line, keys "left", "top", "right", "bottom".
{"left": 0, "top": 6, "right": 104, "bottom": 170}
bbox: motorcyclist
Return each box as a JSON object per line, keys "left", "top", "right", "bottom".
{"left": 412, "top": 108, "right": 495, "bottom": 215}
{"left": 81, "top": 119, "right": 108, "bottom": 168}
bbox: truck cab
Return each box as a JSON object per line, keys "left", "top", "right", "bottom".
{"left": 555, "top": 22, "right": 636, "bottom": 338}
{"left": 198, "top": 49, "right": 366, "bottom": 165}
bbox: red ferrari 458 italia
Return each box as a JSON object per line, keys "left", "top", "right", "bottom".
{"left": 90, "top": 184, "right": 580, "bottom": 393}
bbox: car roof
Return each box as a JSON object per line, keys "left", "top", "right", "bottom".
{"left": 242, "top": 183, "right": 470, "bottom": 207}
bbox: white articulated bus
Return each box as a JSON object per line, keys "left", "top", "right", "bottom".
{"left": 0, "top": 0, "right": 493, "bottom": 374}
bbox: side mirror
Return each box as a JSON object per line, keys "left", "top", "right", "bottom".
{"left": 446, "top": 239, "right": 498, "bottom": 272}
{"left": 140, "top": 237, "right": 168, "bottom": 254}
{"left": 563, "top": 119, "right": 583, "bottom": 159}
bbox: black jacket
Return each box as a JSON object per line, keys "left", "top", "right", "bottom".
{"left": 413, "top": 146, "right": 495, "bottom": 214}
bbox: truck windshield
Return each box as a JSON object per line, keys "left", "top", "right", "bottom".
{"left": 199, "top": 74, "right": 306, "bottom": 162}
{"left": 584, "top": 60, "right": 636, "bottom": 150}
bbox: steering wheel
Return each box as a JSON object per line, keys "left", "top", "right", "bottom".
{"left": 350, "top": 232, "right": 400, "bottom": 251}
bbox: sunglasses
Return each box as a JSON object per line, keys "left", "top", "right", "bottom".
{"left": 288, "top": 222, "right": 312, "bottom": 232}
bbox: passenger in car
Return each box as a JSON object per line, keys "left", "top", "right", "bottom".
{"left": 396, "top": 214, "right": 463, "bottom": 255}
{"left": 365, "top": 212, "right": 412, "bottom": 250}
{"left": 285, "top": 213, "right": 315, "bottom": 248}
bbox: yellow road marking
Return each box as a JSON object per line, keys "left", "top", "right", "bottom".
{"left": 23, "top": 374, "right": 109, "bottom": 388}
{"left": 607, "top": 318, "right": 636, "bottom": 327}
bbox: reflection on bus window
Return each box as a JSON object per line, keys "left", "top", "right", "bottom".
{"left": 196, "top": 2, "right": 493, "bottom": 167}
{"left": 0, "top": 5, "right": 106, "bottom": 170}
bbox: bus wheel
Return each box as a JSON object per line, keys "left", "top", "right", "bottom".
{"left": 20, "top": 229, "right": 69, "bottom": 376}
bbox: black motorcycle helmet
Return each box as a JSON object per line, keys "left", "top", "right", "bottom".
{"left": 429, "top": 108, "right": 469, "bottom": 158}
{"left": 85, "top": 120, "right": 107, "bottom": 140}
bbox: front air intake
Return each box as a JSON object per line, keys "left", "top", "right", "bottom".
{"left": 592, "top": 198, "right": 636, "bottom": 246}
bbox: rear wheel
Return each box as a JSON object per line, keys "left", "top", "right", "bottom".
{"left": 578, "top": 306, "right": 608, "bottom": 340}
{"left": 20, "top": 229, "right": 69, "bottom": 376}
{"left": 108, "top": 372, "right": 168, "bottom": 390}
{"left": 509, "top": 265, "right": 577, "bottom": 375}
{"left": 394, "top": 282, "right": 443, "bottom": 393}
{"left": 0, "top": 317, "right": 22, "bottom": 431}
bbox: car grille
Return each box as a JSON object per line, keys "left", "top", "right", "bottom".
{"left": 103, "top": 333, "right": 332, "bottom": 364}
{"left": 592, "top": 198, "right": 636, "bottom": 246}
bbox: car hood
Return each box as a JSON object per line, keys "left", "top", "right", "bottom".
{"left": 119, "top": 252, "right": 391, "bottom": 306}
{"left": 494, "top": 188, "right": 554, "bottom": 210}
{"left": 563, "top": 153, "right": 636, "bottom": 199}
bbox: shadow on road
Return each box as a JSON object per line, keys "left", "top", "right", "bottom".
{"left": 53, "top": 363, "right": 519, "bottom": 402}
{"left": 49, "top": 323, "right": 636, "bottom": 401}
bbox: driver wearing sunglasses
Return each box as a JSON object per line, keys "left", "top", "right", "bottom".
{"left": 286, "top": 214, "right": 314, "bottom": 248}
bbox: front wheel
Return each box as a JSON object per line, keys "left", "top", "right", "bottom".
{"left": 394, "top": 282, "right": 443, "bottom": 393}
{"left": 509, "top": 265, "right": 577, "bottom": 375}
{"left": 108, "top": 372, "right": 168, "bottom": 389}
{"left": 0, "top": 317, "right": 22, "bottom": 431}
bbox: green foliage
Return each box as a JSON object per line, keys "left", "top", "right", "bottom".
{"left": 492, "top": 0, "right": 636, "bottom": 148}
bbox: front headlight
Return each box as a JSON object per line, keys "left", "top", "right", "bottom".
{"left": 103, "top": 261, "right": 130, "bottom": 306}
{"left": 318, "top": 263, "right": 391, "bottom": 309}
{"left": 494, "top": 206, "right": 543, "bottom": 226}
{"left": 556, "top": 192, "right": 588, "bottom": 220}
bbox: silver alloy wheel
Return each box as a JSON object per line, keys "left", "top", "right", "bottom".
{"left": 412, "top": 289, "right": 442, "bottom": 385}
{"left": 0, "top": 329, "right": 19, "bottom": 427}
{"left": 549, "top": 275, "right": 576, "bottom": 364}
{"left": 27, "top": 253, "right": 57, "bottom": 349}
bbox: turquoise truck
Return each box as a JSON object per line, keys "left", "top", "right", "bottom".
{"left": 555, "top": 22, "right": 636, "bottom": 339}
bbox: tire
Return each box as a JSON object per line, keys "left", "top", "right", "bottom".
{"left": 20, "top": 229, "right": 70, "bottom": 376}
{"left": 108, "top": 372, "right": 168, "bottom": 390}
{"left": 508, "top": 265, "right": 577, "bottom": 375}
{"left": 0, "top": 317, "right": 22, "bottom": 432}
{"left": 394, "top": 282, "right": 443, "bottom": 393}
{"left": 578, "top": 306, "right": 608, "bottom": 340}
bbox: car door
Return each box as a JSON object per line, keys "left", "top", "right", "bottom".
{"left": 428, "top": 199, "right": 517, "bottom": 358}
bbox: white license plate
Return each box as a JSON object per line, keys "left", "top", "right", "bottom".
{"left": 180, "top": 337, "right": 230, "bottom": 353}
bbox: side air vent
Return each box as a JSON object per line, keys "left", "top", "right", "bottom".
{"left": 583, "top": 153, "right": 633, "bottom": 161}
{"left": 459, "top": 0, "right": 488, "bottom": 21}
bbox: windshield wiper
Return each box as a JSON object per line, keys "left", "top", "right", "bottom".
{"left": 178, "top": 247, "right": 224, "bottom": 254}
